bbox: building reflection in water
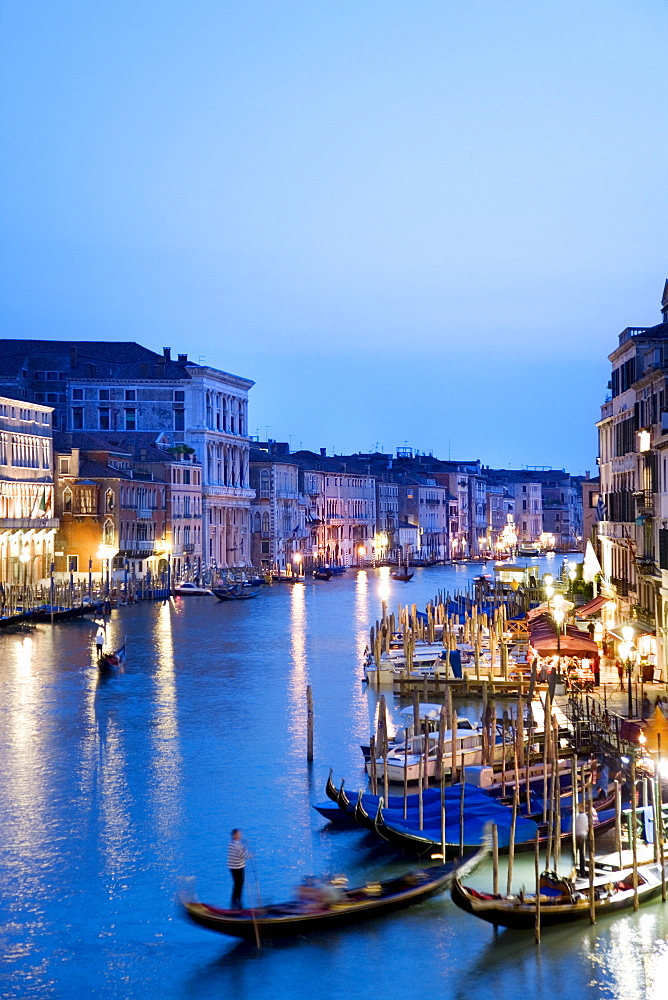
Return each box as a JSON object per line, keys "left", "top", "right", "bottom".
{"left": 288, "top": 582, "right": 308, "bottom": 750}
{"left": 151, "top": 601, "right": 183, "bottom": 849}
{"left": 3, "top": 635, "right": 48, "bottom": 879}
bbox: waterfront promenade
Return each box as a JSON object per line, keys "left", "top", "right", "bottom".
{"left": 1, "top": 565, "right": 667, "bottom": 1000}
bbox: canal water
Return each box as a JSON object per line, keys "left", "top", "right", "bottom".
{"left": 1, "top": 560, "right": 667, "bottom": 1000}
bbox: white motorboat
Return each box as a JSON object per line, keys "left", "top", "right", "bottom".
{"left": 173, "top": 582, "right": 214, "bottom": 596}
{"left": 367, "top": 727, "right": 487, "bottom": 783}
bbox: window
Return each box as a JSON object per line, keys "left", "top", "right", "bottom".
{"left": 72, "top": 408, "right": 83, "bottom": 429}
{"left": 174, "top": 408, "right": 185, "bottom": 431}
{"left": 261, "top": 541, "right": 270, "bottom": 554}
{"left": 99, "top": 389, "right": 110, "bottom": 400}
{"left": 260, "top": 470, "right": 270, "bottom": 498}
{"left": 63, "top": 487, "right": 72, "bottom": 512}
{"left": 106, "top": 489, "right": 114, "bottom": 512}
{"left": 125, "top": 389, "right": 136, "bottom": 401}
{"left": 174, "top": 390, "right": 185, "bottom": 402}
{"left": 124, "top": 409, "right": 136, "bottom": 430}
{"left": 99, "top": 408, "right": 110, "bottom": 430}
{"left": 59, "top": 458, "right": 70, "bottom": 475}
{"left": 72, "top": 388, "right": 83, "bottom": 400}
{"left": 68, "top": 555, "right": 78, "bottom": 573}
{"left": 183, "top": 469, "right": 190, "bottom": 485}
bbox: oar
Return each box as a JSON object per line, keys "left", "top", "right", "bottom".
{"left": 250, "top": 858, "right": 262, "bottom": 949}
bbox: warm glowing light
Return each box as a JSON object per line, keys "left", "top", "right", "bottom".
{"left": 553, "top": 593, "right": 565, "bottom": 610}
{"left": 638, "top": 733, "right": 647, "bottom": 745}
{"left": 553, "top": 608, "right": 565, "bottom": 626}
{"left": 618, "top": 641, "right": 630, "bottom": 660}
{"left": 569, "top": 570, "right": 576, "bottom": 581}
{"left": 545, "top": 585, "right": 554, "bottom": 599}
{"left": 293, "top": 552, "right": 302, "bottom": 564}
{"left": 19, "top": 549, "right": 30, "bottom": 563}
{"left": 358, "top": 545, "right": 366, "bottom": 556}
{"left": 544, "top": 574, "right": 553, "bottom": 587}
{"left": 97, "top": 544, "right": 119, "bottom": 561}
{"left": 621, "top": 625, "right": 634, "bottom": 644}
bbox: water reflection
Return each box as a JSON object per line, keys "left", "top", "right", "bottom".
{"left": 288, "top": 583, "right": 308, "bottom": 750}
{"left": 98, "top": 715, "right": 134, "bottom": 893}
{"left": 377, "top": 565, "right": 391, "bottom": 604}
{"left": 151, "top": 601, "right": 182, "bottom": 847}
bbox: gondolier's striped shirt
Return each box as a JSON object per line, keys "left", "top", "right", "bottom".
{"left": 227, "top": 840, "right": 250, "bottom": 869}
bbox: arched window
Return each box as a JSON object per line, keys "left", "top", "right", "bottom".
{"left": 103, "top": 518, "right": 114, "bottom": 545}
{"left": 254, "top": 512, "right": 261, "bottom": 533}
{"left": 106, "top": 489, "right": 114, "bottom": 512}
{"left": 262, "top": 512, "right": 270, "bottom": 533}
{"left": 63, "top": 487, "right": 72, "bottom": 513}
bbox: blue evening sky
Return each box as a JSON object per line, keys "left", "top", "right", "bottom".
{"left": 1, "top": 1, "right": 666, "bottom": 473}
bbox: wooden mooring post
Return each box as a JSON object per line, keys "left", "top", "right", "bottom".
{"left": 306, "top": 685, "right": 314, "bottom": 762}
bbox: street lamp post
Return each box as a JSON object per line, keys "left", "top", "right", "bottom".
{"left": 553, "top": 606, "right": 564, "bottom": 680}
{"left": 357, "top": 544, "right": 366, "bottom": 568}
{"left": 621, "top": 625, "right": 635, "bottom": 719}
{"left": 293, "top": 551, "right": 302, "bottom": 580}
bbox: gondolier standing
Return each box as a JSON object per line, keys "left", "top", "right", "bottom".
{"left": 227, "top": 829, "right": 251, "bottom": 909}
{"left": 574, "top": 804, "right": 598, "bottom": 877}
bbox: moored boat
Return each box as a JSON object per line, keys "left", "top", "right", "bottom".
{"left": 451, "top": 860, "right": 668, "bottom": 930}
{"left": 174, "top": 582, "right": 213, "bottom": 596}
{"left": 312, "top": 569, "right": 333, "bottom": 580}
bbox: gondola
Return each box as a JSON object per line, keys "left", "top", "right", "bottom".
{"left": 99, "top": 644, "right": 125, "bottom": 670}
{"left": 181, "top": 834, "right": 491, "bottom": 941}
{"left": 312, "top": 570, "right": 333, "bottom": 580}
{"left": 390, "top": 571, "right": 414, "bottom": 582}
{"left": 212, "top": 586, "right": 259, "bottom": 601}
{"left": 450, "top": 860, "right": 668, "bottom": 930}
{"left": 371, "top": 791, "right": 620, "bottom": 859}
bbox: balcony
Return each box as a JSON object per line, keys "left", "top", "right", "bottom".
{"left": 183, "top": 543, "right": 195, "bottom": 553}
{"left": 137, "top": 508, "right": 153, "bottom": 519}
{"left": 635, "top": 556, "right": 660, "bottom": 578}
{"left": 634, "top": 490, "right": 653, "bottom": 517}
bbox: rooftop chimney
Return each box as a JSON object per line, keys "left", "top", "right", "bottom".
{"left": 320, "top": 447, "right": 326, "bottom": 457}
{"left": 70, "top": 347, "right": 77, "bottom": 369}
{"left": 163, "top": 347, "right": 171, "bottom": 362}
{"left": 178, "top": 353, "right": 188, "bottom": 364}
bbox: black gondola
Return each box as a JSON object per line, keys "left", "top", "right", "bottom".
{"left": 450, "top": 860, "right": 668, "bottom": 930}
{"left": 181, "top": 835, "right": 491, "bottom": 941}
{"left": 390, "top": 571, "right": 414, "bottom": 582}
{"left": 312, "top": 570, "right": 333, "bottom": 580}
{"left": 213, "top": 586, "right": 259, "bottom": 601}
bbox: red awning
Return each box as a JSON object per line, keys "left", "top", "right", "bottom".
{"left": 528, "top": 617, "right": 599, "bottom": 656}
{"left": 575, "top": 595, "right": 612, "bottom": 617}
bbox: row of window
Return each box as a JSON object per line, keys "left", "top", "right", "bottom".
{"left": 0, "top": 433, "right": 51, "bottom": 469}
{"left": 0, "top": 403, "right": 50, "bottom": 423}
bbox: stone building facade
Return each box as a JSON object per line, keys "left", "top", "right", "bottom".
{"left": 0, "top": 395, "right": 57, "bottom": 584}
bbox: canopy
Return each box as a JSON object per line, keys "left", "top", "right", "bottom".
{"left": 607, "top": 620, "right": 656, "bottom": 641}
{"left": 527, "top": 599, "right": 575, "bottom": 620}
{"left": 575, "top": 595, "right": 613, "bottom": 618}
{"left": 528, "top": 617, "right": 599, "bottom": 656}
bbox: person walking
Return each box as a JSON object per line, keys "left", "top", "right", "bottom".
{"left": 227, "top": 828, "right": 250, "bottom": 909}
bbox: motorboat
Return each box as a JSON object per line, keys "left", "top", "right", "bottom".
{"left": 173, "top": 582, "right": 213, "bottom": 596}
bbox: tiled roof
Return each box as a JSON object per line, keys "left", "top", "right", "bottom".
{"left": 0, "top": 340, "right": 197, "bottom": 380}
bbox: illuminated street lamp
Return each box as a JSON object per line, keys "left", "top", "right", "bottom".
{"left": 357, "top": 544, "right": 366, "bottom": 567}
{"left": 621, "top": 624, "right": 635, "bottom": 719}
{"left": 553, "top": 605, "right": 565, "bottom": 679}
{"left": 293, "top": 551, "right": 303, "bottom": 579}
{"left": 97, "top": 544, "right": 119, "bottom": 598}
{"left": 19, "top": 548, "right": 30, "bottom": 594}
